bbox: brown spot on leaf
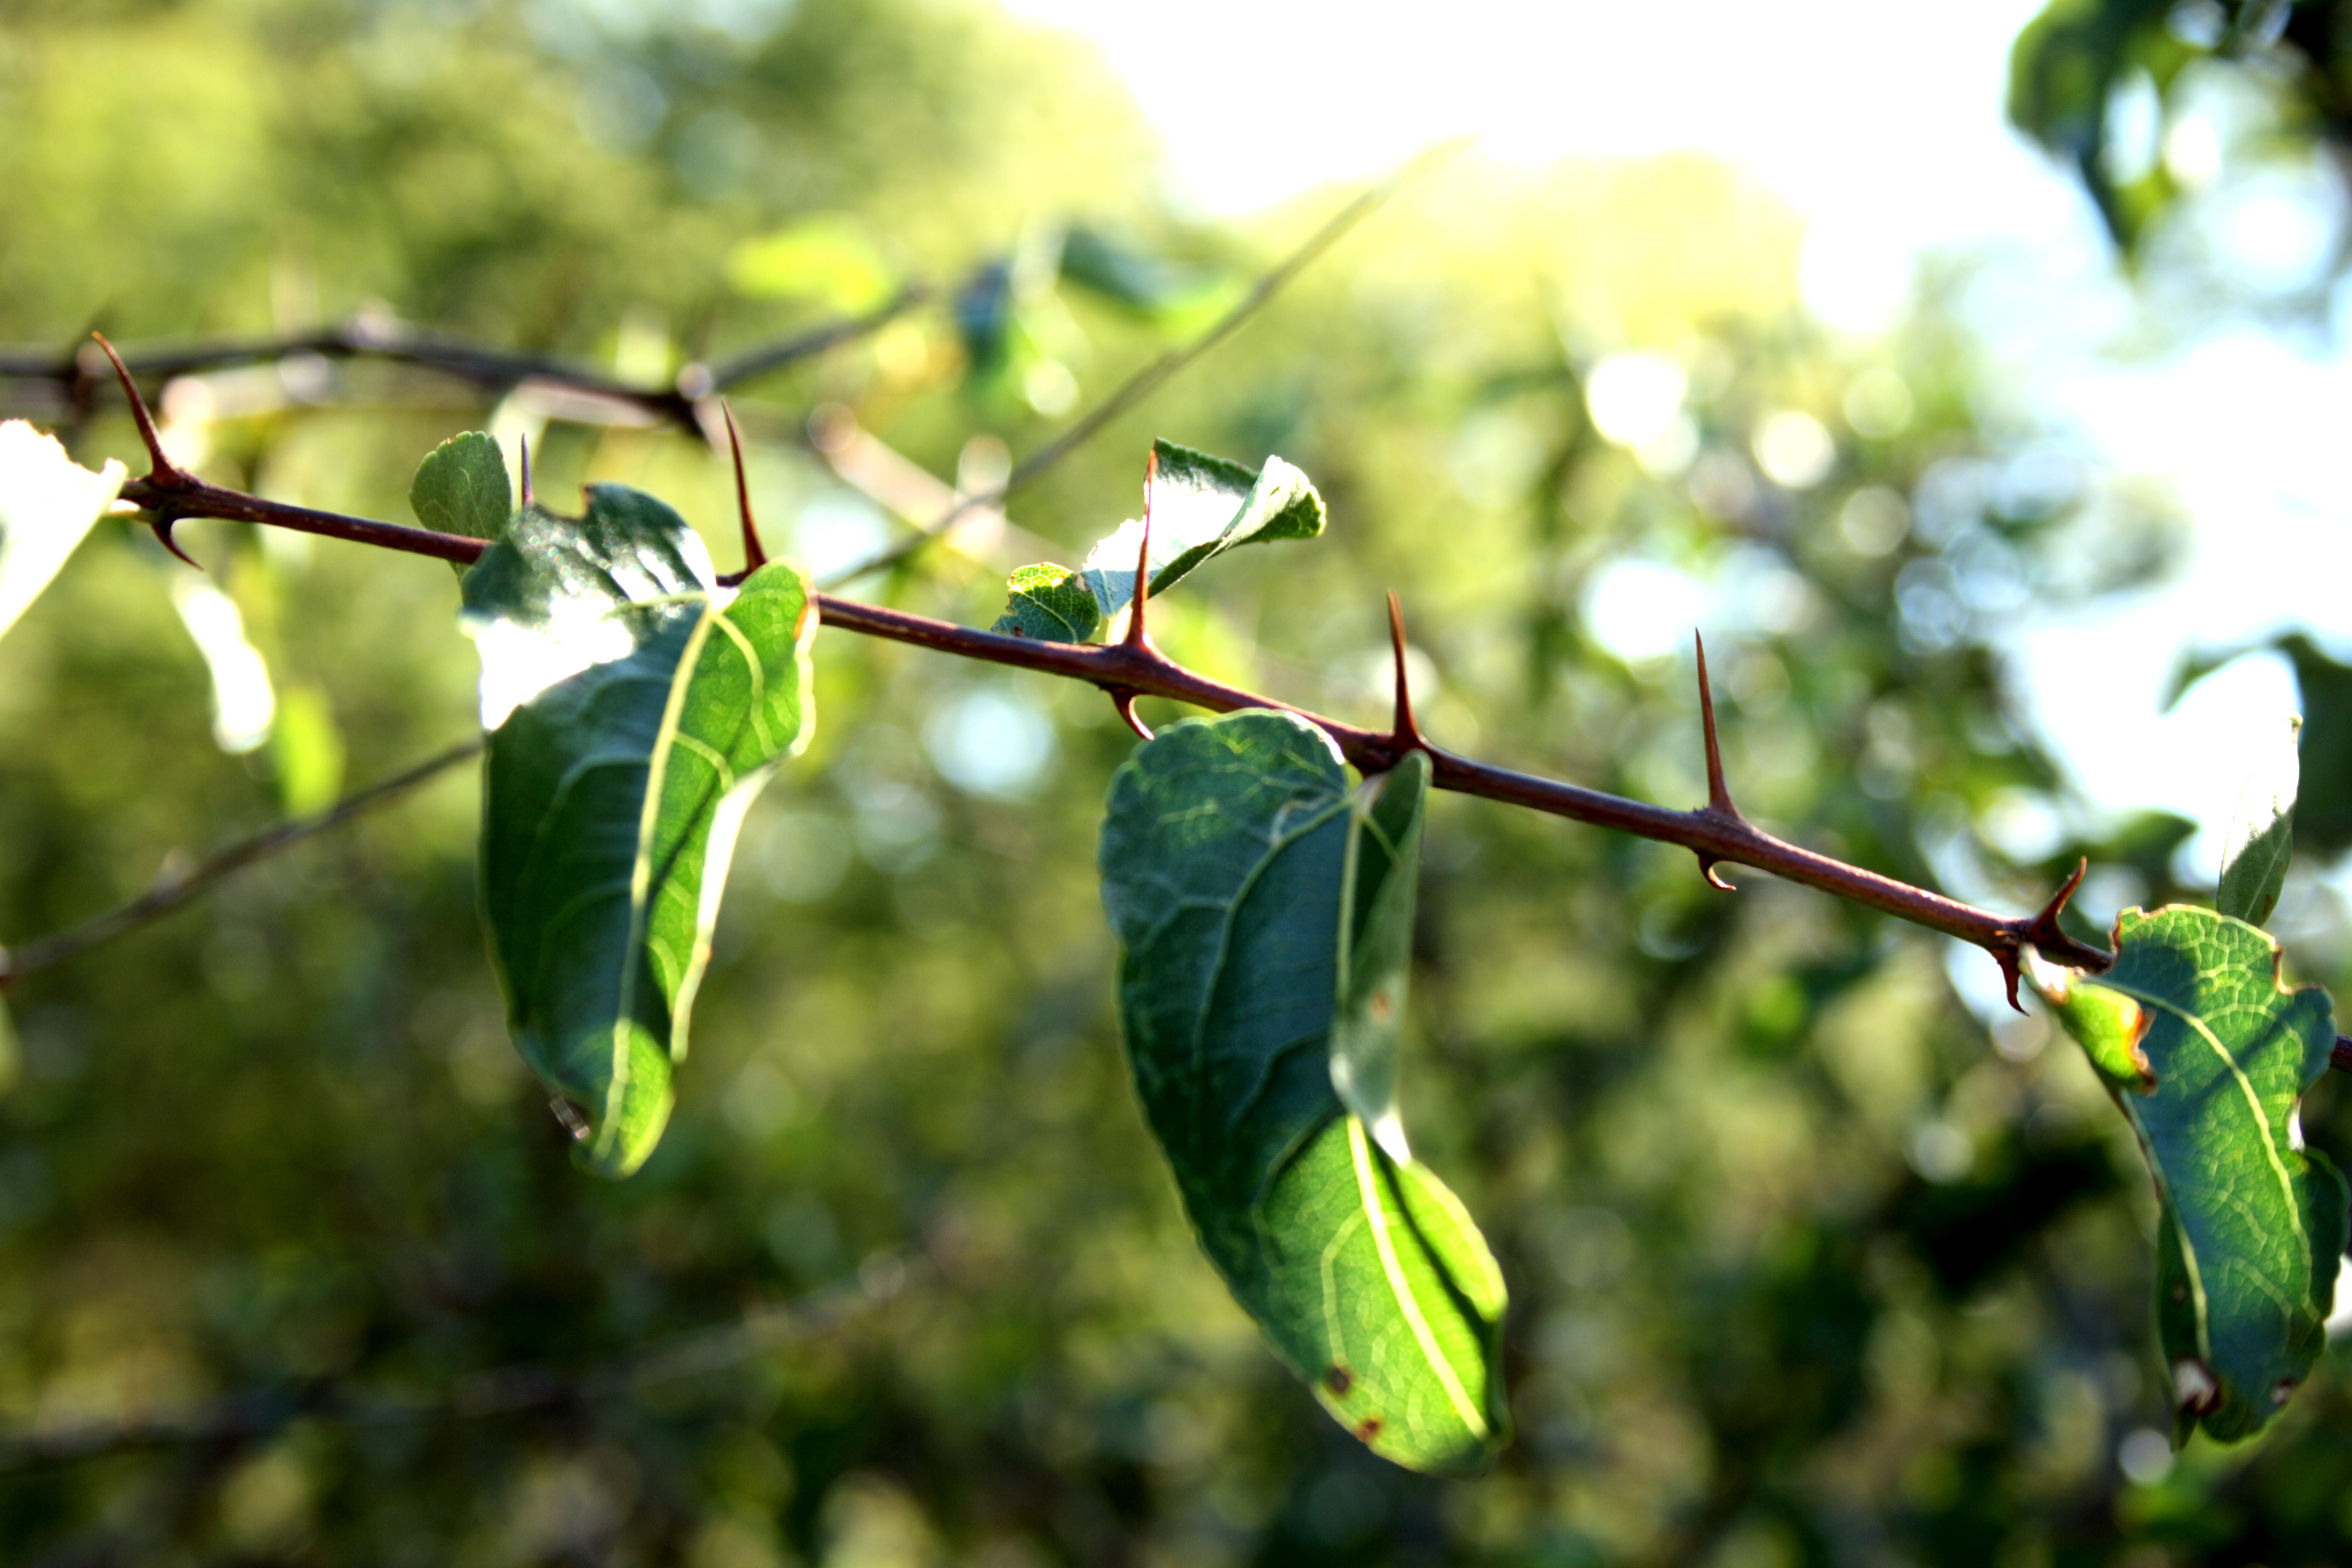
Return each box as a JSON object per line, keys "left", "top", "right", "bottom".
{"left": 2120, "top": 997, "right": 2156, "bottom": 1088}
{"left": 1370, "top": 989, "right": 1393, "bottom": 1025}
{"left": 1354, "top": 1416, "right": 1383, "bottom": 1442}
{"left": 1325, "top": 1365, "right": 1353, "bottom": 1396}
{"left": 2172, "top": 1357, "right": 2221, "bottom": 1414}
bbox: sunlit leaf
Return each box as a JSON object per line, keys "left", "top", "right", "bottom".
{"left": 0, "top": 420, "right": 125, "bottom": 644}
{"left": 2031, "top": 906, "right": 2347, "bottom": 1444}
{"left": 2216, "top": 715, "right": 2299, "bottom": 926}
{"left": 171, "top": 577, "right": 276, "bottom": 756}
{"left": 1100, "top": 713, "right": 1506, "bottom": 1474}
{"left": 408, "top": 431, "right": 512, "bottom": 577}
{"left": 464, "top": 486, "right": 817, "bottom": 1177}
{"left": 990, "top": 562, "right": 1102, "bottom": 643}
{"left": 727, "top": 215, "right": 897, "bottom": 313}
{"left": 1079, "top": 439, "right": 1324, "bottom": 622}
{"left": 2169, "top": 636, "right": 2352, "bottom": 857}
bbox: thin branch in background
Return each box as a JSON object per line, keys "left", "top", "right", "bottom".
{"left": 0, "top": 1253, "right": 918, "bottom": 1472}
{"left": 0, "top": 740, "right": 482, "bottom": 991}
{"left": 818, "top": 139, "right": 1473, "bottom": 589}
{"left": 2, "top": 290, "right": 926, "bottom": 432}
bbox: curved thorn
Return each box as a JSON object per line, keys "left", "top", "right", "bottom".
{"left": 1387, "top": 590, "right": 1427, "bottom": 754}
{"left": 2027, "top": 857, "right": 2090, "bottom": 946}
{"left": 1699, "top": 854, "right": 1734, "bottom": 892}
{"left": 1111, "top": 688, "right": 1152, "bottom": 740}
{"left": 1695, "top": 630, "right": 1736, "bottom": 817}
{"left": 517, "top": 434, "right": 534, "bottom": 510}
{"left": 90, "top": 332, "right": 186, "bottom": 485}
{"left": 722, "top": 399, "right": 766, "bottom": 573}
{"left": 1122, "top": 446, "right": 1158, "bottom": 650}
{"left": 1994, "top": 942, "right": 2027, "bottom": 1014}
{"left": 151, "top": 515, "right": 203, "bottom": 570}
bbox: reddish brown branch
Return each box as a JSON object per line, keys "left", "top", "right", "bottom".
{"left": 88, "top": 399, "right": 2125, "bottom": 1004}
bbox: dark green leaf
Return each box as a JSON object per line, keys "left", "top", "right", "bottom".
{"left": 1100, "top": 713, "right": 1506, "bottom": 1474}
{"left": 1079, "top": 439, "right": 1324, "bottom": 621}
{"left": 2032, "top": 906, "right": 2347, "bottom": 1443}
{"left": 2216, "top": 716, "right": 2299, "bottom": 926}
{"left": 410, "top": 431, "right": 513, "bottom": 578}
{"left": 990, "top": 562, "right": 1102, "bottom": 643}
{"left": 463, "top": 486, "right": 816, "bottom": 1177}
{"left": 1055, "top": 225, "right": 1218, "bottom": 318}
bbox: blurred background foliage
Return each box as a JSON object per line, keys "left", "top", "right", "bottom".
{"left": 3, "top": 1, "right": 2352, "bottom": 1563}
{"left": 2009, "top": 0, "right": 2352, "bottom": 319}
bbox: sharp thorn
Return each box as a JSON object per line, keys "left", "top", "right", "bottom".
{"left": 1387, "top": 590, "right": 1428, "bottom": 754}
{"left": 151, "top": 516, "right": 203, "bottom": 571}
{"left": 1994, "top": 943, "right": 2026, "bottom": 1014}
{"left": 1699, "top": 854, "right": 1734, "bottom": 892}
{"left": 518, "top": 434, "right": 534, "bottom": 509}
{"left": 722, "top": 399, "right": 766, "bottom": 573}
{"left": 1695, "top": 630, "right": 1737, "bottom": 818}
{"left": 90, "top": 332, "right": 186, "bottom": 485}
{"left": 1111, "top": 688, "right": 1153, "bottom": 740}
{"left": 2028, "top": 857, "right": 2090, "bottom": 944}
{"left": 1123, "top": 447, "right": 1158, "bottom": 650}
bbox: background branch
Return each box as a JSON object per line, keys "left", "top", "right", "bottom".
{"left": 1, "top": 290, "right": 925, "bottom": 431}
{"left": 0, "top": 1253, "right": 915, "bottom": 1472}
{"left": 817, "top": 143, "right": 1467, "bottom": 587}
{"left": 0, "top": 740, "right": 482, "bottom": 990}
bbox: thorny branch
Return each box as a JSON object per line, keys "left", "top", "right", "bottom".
{"left": 75, "top": 342, "right": 2145, "bottom": 1031}
{"left": 3, "top": 162, "right": 1429, "bottom": 975}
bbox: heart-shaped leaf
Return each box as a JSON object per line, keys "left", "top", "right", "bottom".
{"left": 409, "top": 431, "right": 512, "bottom": 577}
{"left": 1077, "top": 439, "right": 1324, "bottom": 623}
{"left": 1099, "top": 711, "right": 1506, "bottom": 1474}
{"left": 2031, "top": 906, "right": 2347, "bottom": 1444}
{"left": 0, "top": 421, "right": 125, "bottom": 643}
{"left": 463, "top": 486, "right": 815, "bottom": 1176}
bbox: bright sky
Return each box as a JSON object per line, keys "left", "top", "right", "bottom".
{"left": 1008, "top": 0, "right": 2352, "bottom": 916}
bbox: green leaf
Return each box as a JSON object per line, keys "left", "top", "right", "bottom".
{"left": 1331, "top": 750, "right": 1429, "bottom": 1158}
{"left": 270, "top": 682, "right": 346, "bottom": 818}
{"left": 2031, "top": 906, "right": 2347, "bottom": 1444}
{"left": 463, "top": 486, "right": 817, "bottom": 1177}
{"left": 1078, "top": 439, "right": 1324, "bottom": 622}
{"left": 1055, "top": 225, "right": 1223, "bottom": 320}
{"left": 990, "top": 562, "right": 1102, "bottom": 643}
{"left": 0, "top": 420, "right": 125, "bottom": 644}
{"left": 725, "top": 215, "right": 897, "bottom": 313}
{"left": 409, "top": 431, "right": 513, "bottom": 578}
{"left": 2216, "top": 716, "right": 2299, "bottom": 926}
{"left": 1099, "top": 713, "right": 1506, "bottom": 1474}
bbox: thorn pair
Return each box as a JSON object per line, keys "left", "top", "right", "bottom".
{"left": 1992, "top": 857, "right": 2089, "bottom": 1014}
{"left": 1108, "top": 449, "right": 1160, "bottom": 740}
{"left": 90, "top": 333, "right": 203, "bottom": 569}
{"left": 1692, "top": 631, "right": 1743, "bottom": 890}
